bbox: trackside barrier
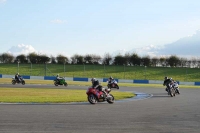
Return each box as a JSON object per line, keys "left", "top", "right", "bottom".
{"left": 0, "top": 74, "right": 199, "bottom": 86}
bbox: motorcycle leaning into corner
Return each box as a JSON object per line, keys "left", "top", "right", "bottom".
{"left": 107, "top": 79, "right": 119, "bottom": 89}
{"left": 86, "top": 86, "right": 115, "bottom": 104}
{"left": 12, "top": 76, "right": 25, "bottom": 85}
{"left": 172, "top": 81, "right": 180, "bottom": 94}
{"left": 54, "top": 77, "right": 68, "bottom": 87}
{"left": 165, "top": 83, "right": 176, "bottom": 97}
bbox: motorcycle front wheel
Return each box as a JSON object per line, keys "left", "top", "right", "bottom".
{"left": 107, "top": 94, "right": 114, "bottom": 104}
{"left": 21, "top": 80, "right": 25, "bottom": 85}
{"left": 88, "top": 94, "right": 97, "bottom": 104}
{"left": 116, "top": 84, "right": 119, "bottom": 89}
{"left": 169, "top": 88, "right": 175, "bottom": 97}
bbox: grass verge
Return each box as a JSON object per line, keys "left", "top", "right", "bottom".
{"left": 0, "top": 88, "right": 134, "bottom": 103}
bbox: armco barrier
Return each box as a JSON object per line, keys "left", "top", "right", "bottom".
{"left": 0, "top": 74, "right": 199, "bottom": 86}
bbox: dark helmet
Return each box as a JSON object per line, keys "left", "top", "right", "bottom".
{"left": 109, "top": 76, "right": 113, "bottom": 79}
{"left": 164, "top": 76, "right": 168, "bottom": 80}
{"left": 57, "top": 74, "right": 59, "bottom": 77}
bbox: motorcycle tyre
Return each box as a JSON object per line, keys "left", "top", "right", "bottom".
{"left": 107, "top": 94, "right": 114, "bottom": 104}
{"left": 169, "top": 88, "right": 174, "bottom": 97}
{"left": 12, "top": 80, "right": 16, "bottom": 85}
{"left": 21, "top": 80, "right": 25, "bottom": 85}
{"left": 88, "top": 94, "right": 97, "bottom": 104}
{"left": 64, "top": 82, "right": 68, "bottom": 87}
{"left": 176, "top": 88, "right": 180, "bottom": 94}
{"left": 116, "top": 84, "right": 119, "bottom": 89}
{"left": 54, "top": 81, "right": 59, "bottom": 86}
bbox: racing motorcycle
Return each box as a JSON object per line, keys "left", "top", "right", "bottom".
{"left": 54, "top": 77, "right": 68, "bottom": 87}
{"left": 166, "top": 83, "right": 176, "bottom": 97}
{"left": 86, "top": 86, "right": 114, "bottom": 104}
{"left": 12, "top": 76, "right": 25, "bottom": 85}
{"left": 107, "top": 79, "right": 119, "bottom": 89}
{"left": 172, "top": 81, "right": 180, "bottom": 94}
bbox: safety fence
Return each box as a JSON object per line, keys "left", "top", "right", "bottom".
{"left": 1, "top": 74, "right": 200, "bottom": 86}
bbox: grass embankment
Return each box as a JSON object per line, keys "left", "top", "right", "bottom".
{"left": 0, "top": 64, "right": 200, "bottom": 82}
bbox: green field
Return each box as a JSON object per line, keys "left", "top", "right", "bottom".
{"left": 0, "top": 63, "right": 200, "bottom": 82}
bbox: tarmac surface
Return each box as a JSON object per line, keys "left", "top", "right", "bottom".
{"left": 0, "top": 84, "right": 200, "bottom": 133}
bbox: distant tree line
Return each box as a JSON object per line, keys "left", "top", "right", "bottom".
{"left": 0, "top": 52, "right": 199, "bottom": 68}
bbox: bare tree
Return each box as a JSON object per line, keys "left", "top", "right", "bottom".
{"left": 191, "top": 57, "right": 197, "bottom": 68}
{"left": 91, "top": 54, "right": 101, "bottom": 64}
{"left": 102, "top": 53, "right": 112, "bottom": 65}
{"left": 124, "top": 52, "right": 131, "bottom": 66}
{"left": 84, "top": 54, "right": 93, "bottom": 64}
{"left": 179, "top": 57, "right": 187, "bottom": 67}
{"left": 151, "top": 57, "right": 159, "bottom": 67}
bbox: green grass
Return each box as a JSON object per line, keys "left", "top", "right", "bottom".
{"left": 0, "top": 88, "right": 134, "bottom": 103}
{"left": 0, "top": 63, "right": 200, "bottom": 82}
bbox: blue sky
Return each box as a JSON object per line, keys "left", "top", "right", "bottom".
{"left": 1, "top": 0, "right": 200, "bottom": 57}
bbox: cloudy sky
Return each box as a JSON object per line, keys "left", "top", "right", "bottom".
{"left": 0, "top": 0, "right": 200, "bottom": 58}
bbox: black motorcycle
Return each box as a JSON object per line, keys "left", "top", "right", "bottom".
{"left": 166, "top": 84, "right": 176, "bottom": 97}
{"left": 107, "top": 79, "right": 119, "bottom": 89}
{"left": 12, "top": 76, "right": 25, "bottom": 85}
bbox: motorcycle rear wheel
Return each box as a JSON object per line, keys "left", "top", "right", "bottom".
{"left": 88, "top": 94, "right": 97, "bottom": 104}
{"left": 54, "top": 81, "right": 59, "bottom": 86}
{"left": 12, "top": 80, "right": 16, "bottom": 85}
{"left": 64, "top": 82, "right": 68, "bottom": 87}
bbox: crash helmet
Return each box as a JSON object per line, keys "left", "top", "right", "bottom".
{"left": 57, "top": 74, "right": 59, "bottom": 77}
{"left": 110, "top": 76, "right": 113, "bottom": 79}
{"left": 164, "top": 76, "right": 168, "bottom": 80}
{"left": 91, "top": 78, "right": 96, "bottom": 83}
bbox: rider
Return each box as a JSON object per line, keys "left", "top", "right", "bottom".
{"left": 15, "top": 73, "right": 21, "bottom": 82}
{"left": 56, "top": 74, "right": 62, "bottom": 83}
{"left": 108, "top": 76, "right": 114, "bottom": 84}
{"left": 91, "top": 78, "right": 108, "bottom": 98}
{"left": 163, "top": 76, "right": 173, "bottom": 92}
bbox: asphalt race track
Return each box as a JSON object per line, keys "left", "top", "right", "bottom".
{"left": 0, "top": 84, "right": 200, "bottom": 133}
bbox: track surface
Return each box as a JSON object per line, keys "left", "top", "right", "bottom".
{"left": 0, "top": 84, "right": 200, "bottom": 133}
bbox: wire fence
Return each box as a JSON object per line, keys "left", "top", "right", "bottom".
{"left": 0, "top": 63, "right": 199, "bottom": 82}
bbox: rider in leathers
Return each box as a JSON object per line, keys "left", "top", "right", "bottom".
{"left": 91, "top": 78, "right": 108, "bottom": 98}
{"left": 163, "top": 77, "right": 173, "bottom": 93}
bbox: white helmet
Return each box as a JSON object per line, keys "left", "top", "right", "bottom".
{"left": 91, "top": 78, "right": 96, "bottom": 82}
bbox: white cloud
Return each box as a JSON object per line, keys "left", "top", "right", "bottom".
{"left": 7, "top": 44, "right": 36, "bottom": 56}
{"left": 0, "top": 0, "right": 6, "bottom": 3}
{"left": 50, "top": 19, "right": 67, "bottom": 24}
